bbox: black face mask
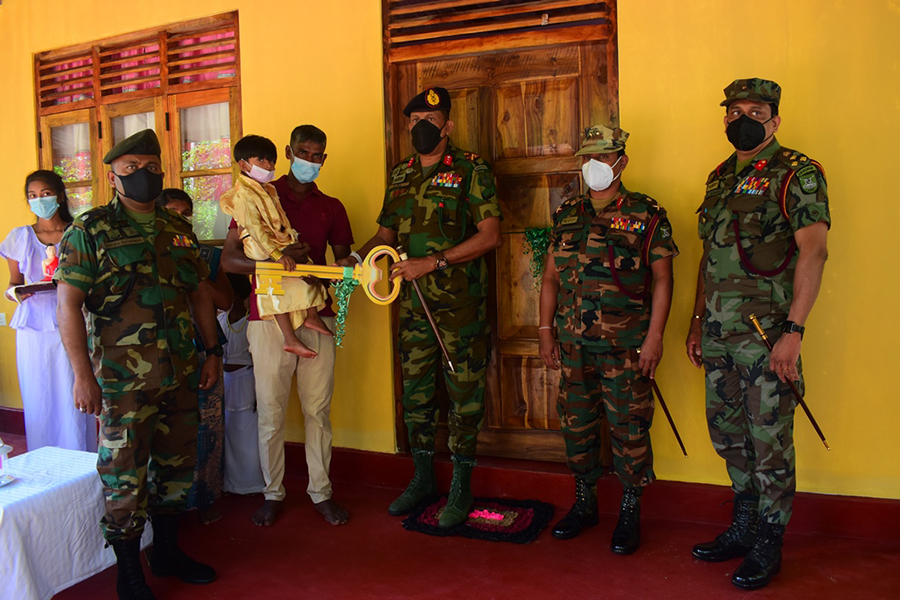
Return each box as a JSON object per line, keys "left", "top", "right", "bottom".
{"left": 115, "top": 167, "right": 164, "bottom": 204}
{"left": 726, "top": 114, "right": 773, "bottom": 152}
{"left": 411, "top": 120, "right": 444, "bottom": 155}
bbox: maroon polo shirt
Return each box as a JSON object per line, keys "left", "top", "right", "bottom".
{"left": 230, "top": 175, "right": 354, "bottom": 319}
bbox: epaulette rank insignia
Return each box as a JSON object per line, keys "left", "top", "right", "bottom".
{"left": 463, "top": 151, "right": 479, "bottom": 160}
{"left": 610, "top": 217, "right": 646, "bottom": 233}
{"left": 432, "top": 173, "right": 462, "bottom": 189}
{"left": 172, "top": 234, "right": 197, "bottom": 248}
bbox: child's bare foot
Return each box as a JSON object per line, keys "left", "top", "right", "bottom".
{"left": 303, "top": 312, "right": 334, "bottom": 337}
{"left": 284, "top": 338, "right": 317, "bottom": 358}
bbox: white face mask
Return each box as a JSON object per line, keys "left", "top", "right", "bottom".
{"left": 247, "top": 163, "right": 276, "bottom": 184}
{"left": 582, "top": 156, "right": 623, "bottom": 192}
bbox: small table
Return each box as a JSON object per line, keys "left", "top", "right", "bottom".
{"left": 0, "top": 447, "right": 150, "bottom": 600}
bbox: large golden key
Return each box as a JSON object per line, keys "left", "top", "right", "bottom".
{"left": 254, "top": 245, "right": 402, "bottom": 306}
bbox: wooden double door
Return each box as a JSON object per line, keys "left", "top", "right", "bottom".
{"left": 387, "top": 41, "right": 618, "bottom": 462}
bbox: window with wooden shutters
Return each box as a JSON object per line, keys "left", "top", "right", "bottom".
{"left": 33, "top": 12, "right": 241, "bottom": 241}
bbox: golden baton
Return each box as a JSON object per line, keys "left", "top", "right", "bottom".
{"left": 749, "top": 313, "right": 831, "bottom": 451}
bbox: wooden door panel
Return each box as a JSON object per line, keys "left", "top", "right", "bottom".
{"left": 497, "top": 355, "right": 561, "bottom": 430}
{"left": 524, "top": 78, "right": 579, "bottom": 157}
{"left": 496, "top": 172, "right": 580, "bottom": 232}
{"left": 497, "top": 232, "right": 540, "bottom": 340}
{"left": 447, "top": 88, "right": 479, "bottom": 153}
{"left": 495, "top": 83, "right": 527, "bottom": 159}
{"left": 419, "top": 45, "right": 581, "bottom": 89}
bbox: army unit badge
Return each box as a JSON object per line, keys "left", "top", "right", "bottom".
{"left": 797, "top": 165, "right": 819, "bottom": 193}
{"left": 426, "top": 89, "right": 440, "bottom": 107}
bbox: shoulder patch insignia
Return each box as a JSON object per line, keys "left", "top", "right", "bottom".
{"left": 658, "top": 222, "right": 672, "bottom": 239}
{"left": 797, "top": 164, "right": 819, "bottom": 194}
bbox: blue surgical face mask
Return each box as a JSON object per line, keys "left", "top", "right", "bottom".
{"left": 29, "top": 196, "right": 60, "bottom": 220}
{"left": 290, "top": 152, "right": 322, "bottom": 184}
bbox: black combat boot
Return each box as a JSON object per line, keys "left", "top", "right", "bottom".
{"left": 388, "top": 449, "right": 437, "bottom": 516}
{"left": 731, "top": 521, "right": 785, "bottom": 590}
{"left": 610, "top": 487, "right": 642, "bottom": 555}
{"left": 112, "top": 537, "right": 156, "bottom": 600}
{"left": 692, "top": 493, "right": 759, "bottom": 561}
{"left": 148, "top": 514, "right": 216, "bottom": 584}
{"left": 552, "top": 477, "right": 599, "bottom": 540}
{"left": 439, "top": 455, "right": 476, "bottom": 528}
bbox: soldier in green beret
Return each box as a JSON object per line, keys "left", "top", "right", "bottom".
{"left": 55, "top": 129, "right": 221, "bottom": 599}
{"left": 337, "top": 87, "right": 502, "bottom": 527}
{"left": 539, "top": 125, "right": 678, "bottom": 554}
{"left": 686, "top": 79, "right": 830, "bottom": 589}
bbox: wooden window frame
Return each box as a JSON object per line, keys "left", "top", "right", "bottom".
{"left": 33, "top": 12, "right": 242, "bottom": 242}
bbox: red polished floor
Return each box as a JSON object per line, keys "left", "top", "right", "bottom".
{"left": 51, "top": 463, "right": 899, "bottom": 600}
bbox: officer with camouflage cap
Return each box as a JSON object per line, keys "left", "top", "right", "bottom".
{"left": 686, "top": 79, "right": 830, "bottom": 589}
{"left": 540, "top": 125, "right": 678, "bottom": 554}
{"left": 55, "top": 129, "right": 221, "bottom": 599}
{"left": 336, "top": 86, "right": 502, "bottom": 527}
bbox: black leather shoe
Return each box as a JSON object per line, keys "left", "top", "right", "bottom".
{"left": 149, "top": 514, "right": 216, "bottom": 584}
{"left": 732, "top": 522, "right": 785, "bottom": 590}
{"left": 552, "top": 477, "right": 598, "bottom": 540}
{"left": 693, "top": 493, "right": 759, "bottom": 562}
{"left": 610, "top": 487, "right": 641, "bottom": 555}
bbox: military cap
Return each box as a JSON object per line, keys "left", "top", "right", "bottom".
{"left": 574, "top": 125, "right": 629, "bottom": 156}
{"left": 720, "top": 78, "right": 782, "bottom": 109}
{"left": 102, "top": 129, "right": 161, "bottom": 164}
{"left": 403, "top": 87, "right": 452, "bottom": 117}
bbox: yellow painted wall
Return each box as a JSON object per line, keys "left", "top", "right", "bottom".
{"left": 0, "top": 1, "right": 897, "bottom": 499}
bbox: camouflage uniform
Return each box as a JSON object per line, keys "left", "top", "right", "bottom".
{"left": 55, "top": 196, "right": 209, "bottom": 541}
{"left": 551, "top": 186, "right": 677, "bottom": 486}
{"left": 699, "top": 139, "right": 830, "bottom": 525}
{"left": 378, "top": 142, "right": 501, "bottom": 456}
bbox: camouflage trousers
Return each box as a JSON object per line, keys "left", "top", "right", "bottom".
{"left": 558, "top": 343, "right": 655, "bottom": 487}
{"left": 399, "top": 301, "right": 489, "bottom": 457}
{"left": 97, "top": 384, "right": 199, "bottom": 541}
{"left": 701, "top": 330, "right": 800, "bottom": 526}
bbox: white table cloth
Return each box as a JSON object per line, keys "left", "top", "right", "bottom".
{"left": 0, "top": 447, "right": 150, "bottom": 600}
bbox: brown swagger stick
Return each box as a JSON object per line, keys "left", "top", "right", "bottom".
{"left": 636, "top": 348, "right": 688, "bottom": 457}
{"left": 749, "top": 313, "right": 831, "bottom": 451}
{"left": 397, "top": 247, "right": 455, "bottom": 373}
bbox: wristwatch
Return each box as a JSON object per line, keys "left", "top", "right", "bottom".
{"left": 781, "top": 321, "right": 805, "bottom": 339}
{"left": 206, "top": 344, "right": 225, "bottom": 357}
{"left": 434, "top": 252, "right": 449, "bottom": 271}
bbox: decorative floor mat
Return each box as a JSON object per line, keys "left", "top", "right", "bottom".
{"left": 402, "top": 495, "right": 554, "bottom": 544}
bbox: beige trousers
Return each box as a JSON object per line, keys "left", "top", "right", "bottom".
{"left": 247, "top": 317, "right": 336, "bottom": 504}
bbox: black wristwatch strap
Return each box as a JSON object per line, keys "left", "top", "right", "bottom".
{"left": 781, "top": 321, "right": 805, "bottom": 339}
{"left": 207, "top": 344, "right": 224, "bottom": 357}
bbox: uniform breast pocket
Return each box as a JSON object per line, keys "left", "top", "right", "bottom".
{"left": 553, "top": 228, "right": 582, "bottom": 272}
{"left": 729, "top": 196, "right": 766, "bottom": 242}
{"left": 606, "top": 232, "right": 642, "bottom": 272}
{"left": 169, "top": 247, "right": 200, "bottom": 291}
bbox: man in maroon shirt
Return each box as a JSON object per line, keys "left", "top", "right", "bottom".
{"left": 222, "top": 125, "right": 354, "bottom": 526}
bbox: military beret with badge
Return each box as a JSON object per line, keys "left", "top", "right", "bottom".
{"left": 403, "top": 87, "right": 452, "bottom": 116}
{"left": 103, "top": 129, "right": 161, "bottom": 164}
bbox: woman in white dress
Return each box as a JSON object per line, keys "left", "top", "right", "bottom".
{"left": 0, "top": 170, "right": 97, "bottom": 451}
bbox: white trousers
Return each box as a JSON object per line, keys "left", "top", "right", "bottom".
{"left": 16, "top": 327, "right": 97, "bottom": 452}
{"left": 247, "top": 317, "right": 336, "bottom": 503}
{"left": 223, "top": 366, "right": 265, "bottom": 495}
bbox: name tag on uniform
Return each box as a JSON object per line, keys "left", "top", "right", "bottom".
{"left": 104, "top": 237, "right": 144, "bottom": 249}
{"left": 431, "top": 173, "right": 462, "bottom": 189}
{"left": 734, "top": 176, "right": 771, "bottom": 196}
{"left": 560, "top": 216, "right": 579, "bottom": 226}
{"left": 706, "top": 180, "right": 721, "bottom": 192}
